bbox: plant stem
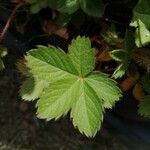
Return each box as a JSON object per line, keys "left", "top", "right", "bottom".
{"left": 0, "top": 2, "right": 24, "bottom": 42}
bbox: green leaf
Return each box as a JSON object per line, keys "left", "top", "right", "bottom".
{"left": 30, "top": 1, "right": 48, "bottom": 13}
{"left": 131, "top": 19, "right": 150, "bottom": 47}
{"left": 20, "top": 76, "right": 48, "bottom": 101}
{"left": 48, "top": 0, "right": 80, "bottom": 14}
{"left": 85, "top": 72, "right": 122, "bottom": 108}
{"left": 79, "top": 0, "right": 105, "bottom": 17}
{"left": 109, "top": 49, "right": 128, "bottom": 62}
{"left": 138, "top": 95, "right": 150, "bottom": 117}
{"left": 68, "top": 36, "right": 95, "bottom": 76}
{"left": 21, "top": 36, "right": 122, "bottom": 137}
{"left": 71, "top": 80, "right": 103, "bottom": 137}
{"left": 111, "top": 30, "right": 135, "bottom": 79}
{"left": 37, "top": 76, "right": 79, "bottom": 120}
{"left": 142, "top": 73, "right": 150, "bottom": 94}
{"left": 112, "top": 63, "right": 128, "bottom": 79}
{"left": 26, "top": 45, "right": 77, "bottom": 82}
{"left": 21, "top": 45, "right": 77, "bottom": 101}
{"left": 133, "top": 0, "right": 150, "bottom": 29}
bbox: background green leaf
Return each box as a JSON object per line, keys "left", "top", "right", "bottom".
{"left": 138, "top": 96, "right": 150, "bottom": 117}
{"left": 133, "top": 0, "right": 150, "bottom": 29}
{"left": 131, "top": 19, "right": 150, "bottom": 47}
{"left": 109, "top": 49, "right": 128, "bottom": 62}
{"left": 48, "top": 0, "right": 79, "bottom": 14}
{"left": 111, "top": 30, "right": 135, "bottom": 79}
{"left": 79, "top": 0, "right": 105, "bottom": 17}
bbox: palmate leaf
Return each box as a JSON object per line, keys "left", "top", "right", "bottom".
{"left": 21, "top": 36, "right": 122, "bottom": 137}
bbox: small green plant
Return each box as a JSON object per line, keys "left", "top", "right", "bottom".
{"left": 20, "top": 36, "right": 122, "bottom": 137}
{"left": 110, "top": 30, "right": 136, "bottom": 79}
{"left": 0, "top": 0, "right": 150, "bottom": 139}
